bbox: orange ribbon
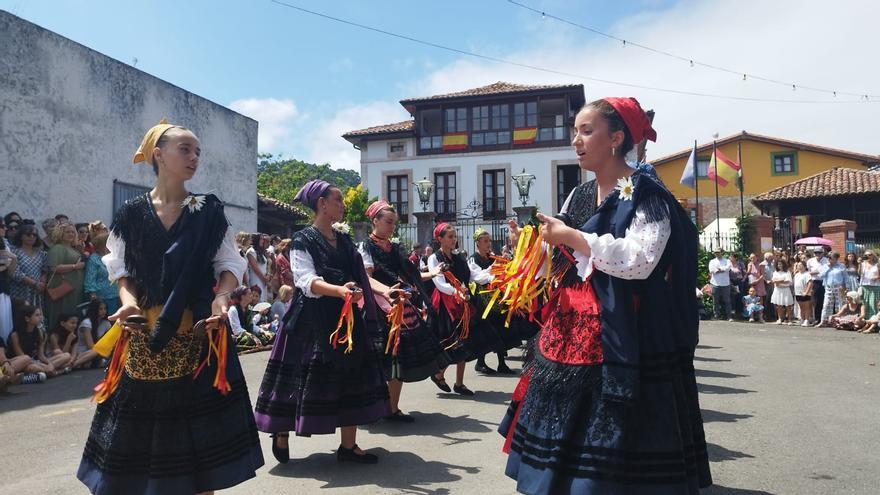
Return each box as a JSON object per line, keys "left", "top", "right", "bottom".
{"left": 385, "top": 297, "right": 405, "bottom": 356}
{"left": 481, "top": 225, "right": 551, "bottom": 327}
{"left": 193, "top": 320, "right": 231, "bottom": 395}
{"left": 442, "top": 270, "right": 472, "bottom": 342}
{"left": 92, "top": 330, "right": 130, "bottom": 404}
{"left": 329, "top": 292, "right": 355, "bottom": 354}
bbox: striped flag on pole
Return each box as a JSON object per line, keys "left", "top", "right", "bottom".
{"left": 706, "top": 148, "right": 741, "bottom": 187}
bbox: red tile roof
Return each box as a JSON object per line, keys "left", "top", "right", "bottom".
{"left": 751, "top": 167, "right": 880, "bottom": 204}
{"left": 342, "top": 120, "right": 414, "bottom": 138}
{"left": 400, "top": 81, "right": 583, "bottom": 104}
{"left": 652, "top": 131, "right": 880, "bottom": 165}
{"left": 343, "top": 81, "right": 584, "bottom": 140}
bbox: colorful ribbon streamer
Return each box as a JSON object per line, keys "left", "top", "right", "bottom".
{"left": 385, "top": 297, "right": 405, "bottom": 356}
{"left": 92, "top": 330, "right": 130, "bottom": 404}
{"left": 193, "top": 320, "right": 231, "bottom": 395}
{"left": 481, "top": 225, "right": 552, "bottom": 327}
{"left": 329, "top": 291, "right": 355, "bottom": 354}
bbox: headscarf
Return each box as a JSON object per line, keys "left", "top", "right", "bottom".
{"left": 602, "top": 97, "right": 657, "bottom": 143}
{"left": 472, "top": 228, "right": 490, "bottom": 241}
{"left": 433, "top": 222, "right": 451, "bottom": 240}
{"left": 366, "top": 199, "right": 393, "bottom": 219}
{"left": 293, "top": 180, "right": 331, "bottom": 211}
{"left": 133, "top": 119, "right": 185, "bottom": 165}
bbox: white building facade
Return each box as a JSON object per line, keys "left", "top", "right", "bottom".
{"left": 344, "top": 82, "right": 592, "bottom": 248}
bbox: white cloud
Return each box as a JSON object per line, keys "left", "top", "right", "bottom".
{"left": 402, "top": 0, "right": 880, "bottom": 159}
{"left": 228, "top": 98, "right": 299, "bottom": 152}
{"left": 300, "top": 101, "right": 410, "bottom": 170}
{"left": 297, "top": 0, "right": 880, "bottom": 175}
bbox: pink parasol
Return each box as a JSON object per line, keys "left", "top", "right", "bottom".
{"left": 794, "top": 237, "right": 833, "bottom": 246}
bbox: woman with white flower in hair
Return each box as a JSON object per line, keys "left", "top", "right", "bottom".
{"left": 254, "top": 180, "right": 390, "bottom": 466}
{"left": 78, "top": 121, "right": 263, "bottom": 494}
{"left": 500, "top": 98, "right": 711, "bottom": 494}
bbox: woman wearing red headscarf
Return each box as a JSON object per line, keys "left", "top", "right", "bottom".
{"left": 500, "top": 98, "right": 712, "bottom": 494}
{"left": 358, "top": 200, "right": 448, "bottom": 422}
{"left": 426, "top": 223, "right": 501, "bottom": 396}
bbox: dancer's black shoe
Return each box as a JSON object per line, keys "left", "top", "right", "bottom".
{"left": 430, "top": 374, "right": 452, "bottom": 392}
{"left": 270, "top": 433, "right": 289, "bottom": 464}
{"left": 496, "top": 361, "right": 516, "bottom": 375}
{"left": 453, "top": 383, "right": 475, "bottom": 396}
{"left": 386, "top": 410, "right": 416, "bottom": 423}
{"left": 475, "top": 359, "right": 496, "bottom": 374}
{"left": 337, "top": 444, "right": 378, "bottom": 464}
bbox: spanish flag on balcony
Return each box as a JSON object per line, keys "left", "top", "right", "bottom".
{"left": 442, "top": 132, "right": 468, "bottom": 151}
{"left": 513, "top": 127, "right": 538, "bottom": 145}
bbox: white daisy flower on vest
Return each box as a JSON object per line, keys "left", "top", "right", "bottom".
{"left": 331, "top": 222, "right": 351, "bottom": 235}
{"left": 181, "top": 194, "right": 206, "bottom": 213}
{"left": 615, "top": 176, "right": 635, "bottom": 201}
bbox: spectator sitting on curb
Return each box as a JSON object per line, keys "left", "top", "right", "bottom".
{"left": 250, "top": 302, "right": 276, "bottom": 346}
{"left": 830, "top": 292, "right": 863, "bottom": 331}
{"left": 72, "top": 299, "right": 112, "bottom": 369}
{"left": 9, "top": 304, "right": 68, "bottom": 377}
{"left": 270, "top": 284, "right": 294, "bottom": 324}
{"left": 47, "top": 313, "right": 78, "bottom": 370}
{"left": 227, "top": 285, "right": 261, "bottom": 350}
{"left": 859, "top": 299, "right": 880, "bottom": 334}
{"left": 1, "top": 334, "right": 47, "bottom": 388}
{"left": 742, "top": 287, "right": 765, "bottom": 323}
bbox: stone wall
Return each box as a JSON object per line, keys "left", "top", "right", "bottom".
{"left": 0, "top": 11, "right": 258, "bottom": 231}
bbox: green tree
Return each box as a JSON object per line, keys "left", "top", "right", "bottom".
{"left": 256, "top": 153, "right": 361, "bottom": 205}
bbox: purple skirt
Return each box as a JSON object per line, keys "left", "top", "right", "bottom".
{"left": 254, "top": 324, "right": 390, "bottom": 435}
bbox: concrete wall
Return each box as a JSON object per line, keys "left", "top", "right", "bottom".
{"left": 0, "top": 11, "right": 258, "bottom": 231}
{"left": 360, "top": 140, "right": 591, "bottom": 220}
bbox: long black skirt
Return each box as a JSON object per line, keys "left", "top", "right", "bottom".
{"left": 77, "top": 333, "right": 263, "bottom": 494}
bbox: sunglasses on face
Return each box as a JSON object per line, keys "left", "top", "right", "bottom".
{"left": 7, "top": 224, "right": 19, "bottom": 230}
{"left": 22, "top": 232, "right": 37, "bottom": 237}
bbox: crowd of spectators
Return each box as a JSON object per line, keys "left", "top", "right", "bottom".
{"left": 0, "top": 211, "right": 117, "bottom": 390}
{"left": 706, "top": 244, "right": 880, "bottom": 333}
{"left": 0, "top": 213, "right": 310, "bottom": 390}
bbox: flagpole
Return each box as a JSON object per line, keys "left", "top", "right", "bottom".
{"left": 713, "top": 140, "right": 721, "bottom": 248}
{"left": 694, "top": 139, "right": 700, "bottom": 227}
{"left": 738, "top": 138, "right": 744, "bottom": 218}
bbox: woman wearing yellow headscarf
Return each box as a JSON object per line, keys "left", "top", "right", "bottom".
{"left": 77, "top": 120, "right": 264, "bottom": 495}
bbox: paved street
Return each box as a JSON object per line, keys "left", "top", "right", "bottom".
{"left": 1, "top": 320, "right": 878, "bottom": 494}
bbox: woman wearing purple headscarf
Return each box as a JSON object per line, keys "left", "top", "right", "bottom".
{"left": 254, "top": 180, "right": 390, "bottom": 465}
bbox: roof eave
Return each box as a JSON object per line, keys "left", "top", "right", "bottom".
{"left": 399, "top": 85, "right": 586, "bottom": 110}
{"left": 342, "top": 130, "right": 414, "bottom": 144}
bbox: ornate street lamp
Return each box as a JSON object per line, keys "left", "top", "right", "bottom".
{"left": 511, "top": 168, "right": 536, "bottom": 206}
{"left": 413, "top": 176, "right": 434, "bottom": 212}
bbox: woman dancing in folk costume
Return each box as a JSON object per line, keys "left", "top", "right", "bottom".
{"left": 499, "top": 98, "right": 711, "bottom": 494}
{"left": 469, "top": 229, "right": 540, "bottom": 375}
{"left": 254, "top": 180, "right": 390, "bottom": 465}
{"left": 77, "top": 121, "right": 264, "bottom": 495}
{"left": 358, "top": 200, "right": 449, "bottom": 422}
{"left": 427, "top": 223, "right": 500, "bottom": 396}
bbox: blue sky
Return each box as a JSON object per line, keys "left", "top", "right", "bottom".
{"left": 3, "top": 0, "right": 878, "bottom": 170}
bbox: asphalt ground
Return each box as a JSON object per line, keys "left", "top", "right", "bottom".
{"left": 1, "top": 320, "right": 877, "bottom": 494}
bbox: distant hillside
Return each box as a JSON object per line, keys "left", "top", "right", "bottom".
{"left": 257, "top": 153, "right": 361, "bottom": 204}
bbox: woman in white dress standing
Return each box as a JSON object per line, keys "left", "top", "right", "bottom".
{"left": 771, "top": 259, "right": 795, "bottom": 324}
